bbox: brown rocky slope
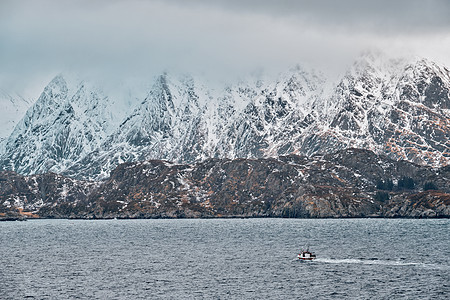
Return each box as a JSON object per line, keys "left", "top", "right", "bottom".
{"left": 1, "top": 149, "right": 449, "bottom": 219}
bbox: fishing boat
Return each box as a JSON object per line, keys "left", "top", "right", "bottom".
{"left": 298, "top": 248, "right": 316, "bottom": 260}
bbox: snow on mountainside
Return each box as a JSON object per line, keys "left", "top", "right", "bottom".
{"left": 367, "top": 59, "right": 450, "bottom": 165}
{"left": 0, "top": 90, "right": 32, "bottom": 144}
{"left": 0, "top": 75, "right": 136, "bottom": 175}
{"left": 0, "top": 53, "right": 449, "bottom": 180}
{"left": 298, "top": 54, "right": 450, "bottom": 164}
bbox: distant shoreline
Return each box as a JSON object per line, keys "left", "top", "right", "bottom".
{"left": 2, "top": 215, "right": 449, "bottom": 222}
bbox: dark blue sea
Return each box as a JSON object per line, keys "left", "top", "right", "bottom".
{"left": 1, "top": 218, "right": 449, "bottom": 299}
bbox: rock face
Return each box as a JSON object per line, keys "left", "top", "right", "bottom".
{"left": 1, "top": 149, "right": 449, "bottom": 219}
{"left": 0, "top": 53, "right": 449, "bottom": 180}
{"left": 0, "top": 170, "right": 97, "bottom": 219}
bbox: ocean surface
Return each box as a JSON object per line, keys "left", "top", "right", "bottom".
{"left": 1, "top": 218, "right": 449, "bottom": 299}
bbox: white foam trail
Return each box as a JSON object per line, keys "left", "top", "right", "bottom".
{"left": 316, "top": 258, "right": 449, "bottom": 270}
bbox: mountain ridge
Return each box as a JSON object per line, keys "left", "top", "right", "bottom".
{"left": 0, "top": 53, "right": 449, "bottom": 180}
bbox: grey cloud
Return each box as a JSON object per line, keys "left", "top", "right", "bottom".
{"left": 0, "top": 0, "right": 449, "bottom": 98}
{"left": 165, "top": 0, "right": 450, "bottom": 34}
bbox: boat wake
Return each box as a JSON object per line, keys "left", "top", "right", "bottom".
{"left": 316, "top": 258, "right": 449, "bottom": 270}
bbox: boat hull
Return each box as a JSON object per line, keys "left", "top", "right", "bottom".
{"left": 297, "top": 251, "right": 316, "bottom": 260}
{"left": 298, "top": 256, "right": 316, "bottom": 261}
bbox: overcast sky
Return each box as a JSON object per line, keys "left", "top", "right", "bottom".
{"left": 1, "top": 0, "right": 449, "bottom": 98}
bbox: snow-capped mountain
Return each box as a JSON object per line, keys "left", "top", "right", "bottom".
{"left": 62, "top": 67, "right": 325, "bottom": 179}
{"left": 0, "top": 75, "right": 136, "bottom": 175}
{"left": 0, "top": 53, "right": 449, "bottom": 180}
{"left": 305, "top": 55, "right": 450, "bottom": 165}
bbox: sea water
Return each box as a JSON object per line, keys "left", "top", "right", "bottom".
{"left": 1, "top": 218, "right": 449, "bottom": 299}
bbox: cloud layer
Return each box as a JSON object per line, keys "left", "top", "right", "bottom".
{"left": 1, "top": 0, "right": 449, "bottom": 97}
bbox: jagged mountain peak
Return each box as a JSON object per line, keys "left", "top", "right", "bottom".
{"left": 402, "top": 58, "right": 444, "bottom": 79}
{"left": 393, "top": 57, "right": 450, "bottom": 110}
{"left": 0, "top": 73, "right": 137, "bottom": 175}
{"left": 44, "top": 74, "right": 68, "bottom": 96}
